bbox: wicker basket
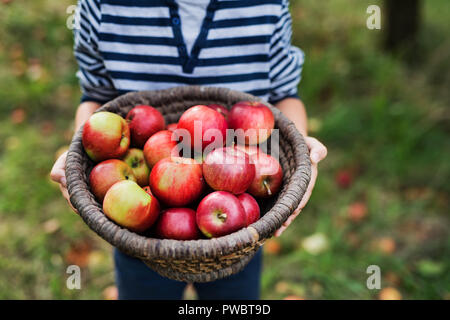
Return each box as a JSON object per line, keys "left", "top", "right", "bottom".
{"left": 65, "top": 86, "right": 311, "bottom": 282}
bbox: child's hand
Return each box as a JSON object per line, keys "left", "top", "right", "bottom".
{"left": 274, "top": 136, "right": 327, "bottom": 237}
{"left": 50, "top": 151, "right": 79, "bottom": 214}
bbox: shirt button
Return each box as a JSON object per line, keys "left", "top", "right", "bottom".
{"left": 172, "top": 17, "right": 180, "bottom": 25}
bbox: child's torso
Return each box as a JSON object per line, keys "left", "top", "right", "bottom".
{"left": 97, "top": 0, "right": 283, "bottom": 100}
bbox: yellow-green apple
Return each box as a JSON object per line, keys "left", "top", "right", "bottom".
{"left": 149, "top": 157, "right": 204, "bottom": 206}
{"left": 143, "top": 130, "right": 180, "bottom": 168}
{"left": 126, "top": 105, "right": 165, "bottom": 148}
{"left": 248, "top": 151, "right": 283, "bottom": 197}
{"left": 89, "top": 159, "right": 136, "bottom": 202}
{"left": 122, "top": 148, "right": 149, "bottom": 187}
{"left": 82, "top": 111, "right": 130, "bottom": 162}
{"left": 228, "top": 101, "right": 274, "bottom": 145}
{"left": 237, "top": 193, "right": 260, "bottom": 226}
{"left": 207, "top": 104, "right": 229, "bottom": 120}
{"left": 196, "top": 191, "right": 246, "bottom": 238}
{"left": 202, "top": 147, "right": 255, "bottom": 195}
{"left": 103, "top": 180, "right": 160, "bottom": 233}
{"left": 177, "top": 105, "right": 228, "bottom": 151}
{"left": 166, "top": 123, "right": 178, "bottom": 132}
{"left": 155, "top": 208, "right": 201, "bottom": 240}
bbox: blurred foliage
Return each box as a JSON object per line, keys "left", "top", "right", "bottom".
{"left": 0, "top": 0, "right": 448, "bottom": 299}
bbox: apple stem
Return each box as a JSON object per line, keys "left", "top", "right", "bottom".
{"left": 217, "top": 212, "right": 227, "bottom": 222}
{"left": 263, "top": 180, "right": 272, "bottom": 196}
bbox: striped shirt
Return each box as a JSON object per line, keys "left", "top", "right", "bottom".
{"left": 75, "top": 0, "right": 304, "bottom": 105}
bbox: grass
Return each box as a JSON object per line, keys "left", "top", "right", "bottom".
{"left": 0, "top": 0, "right": 448, "bottom": 299}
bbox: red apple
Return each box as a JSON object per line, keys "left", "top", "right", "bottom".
{"left": 248, "top": 151, "right": 283, "bottom": 198}
{"left": 143, "top": 130, "right": 180, "bottom": 168}
{"left": 166, "top": 123, "right": 178, "bottom": 132}
{"left": 89, "top": 159, "right": 136, "bottom": 202}
{"left": 103, "top": 180, "right": 160, "bottom": 233}
{"left": 82, "top": 111, "right": 130, "bottom": 162}
{"left": 149, "top": 157, "right": 204, "bottom": 207}
{"left": 234, "top": 144, "right": 260, "bottom": 157}
{"left": 202, "top": 147, "right": 255, "bottom": 195}
{"left": 122, "top": 148, "right": 150, "bottom": 187}
{"left": 177, "top": 105, "right": 228, "bottom": 151}
{"left": 126, "top": 105, "right": 165, "bottom": 148}
{"left": 237, "top": 193, "right": 260, "bottom": 226}
{"left": 155, "top": 208, "right": 201, "bottom": 240}
{"left": 196, "top": 191, "right": 247, "bottom": 238}
{"left": 228, "top": 101, "right": 274, "bottom": 145}
{"left": 207, "top": 104, "right": 229, "bottom": 120}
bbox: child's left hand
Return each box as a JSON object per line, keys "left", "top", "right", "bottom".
{"left": 274, "top": 136, "right": 327, "bottom": 237}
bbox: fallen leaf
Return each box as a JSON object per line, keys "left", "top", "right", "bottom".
{"left": 374, "top": 237, "right": 396, "bottom": 254}
{"left": 43, "top": 219, "right": 60, "bottom": 234}
{"left": 384, "top": 272, "right": 401, "bottom": 286}
{"left": 275, "top": 281, "right": 290, "bottom": 294}
{"left": 264, "top": 238, "right": 282, "bottom": 255}
{"left": 347, "top": 201, "right": 368, "bottom": 222}
{"left": 335, "top": 169, "right": 353, "bottom": 189}
{"left": 283, "top": 295, "right": 305, "bottom": 300}
{"left": 65, "top": 240, "right": 93, "bottom": 268}
{"left": 379, "top": 287, "right": 402, "bottom": 300}
{"left": 102, "top": 286, "right": 118, "bottom": 300}
{"left": 11, "top": 108, "right": 26, "bottom": 124}
{"left": 302, "top": 233, "right": 328, "bottom": 255}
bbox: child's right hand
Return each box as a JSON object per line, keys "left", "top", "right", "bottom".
{"left": 50, "top": 151, "right": 78, "bottom": 213}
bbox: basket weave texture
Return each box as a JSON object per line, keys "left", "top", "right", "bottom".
{"left": 65, "top": 86, "right": 311, "bottom": 282}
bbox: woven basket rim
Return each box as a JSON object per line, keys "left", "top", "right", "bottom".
{"left": 65, "top": 86, "right": 311, "bottom": 261}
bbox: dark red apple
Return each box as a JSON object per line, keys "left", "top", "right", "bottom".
{"left": 155, "top": 208, "right": 201, "bottom": 240}
{"left": 122, "top": 148, "right": 150, "bottom": 186}
{"left": 228, "top": 101, "right": 274, "bottom": 145}
{"left": 103, "top": 180, "right": 160, "bottom": 233}
{"left": 126, "top": 105, "right": 165, "bottom": 148}
{"left": 82, "top": 111, "right": 130, "bottom": 162}
{"left": 196, "top": 191, "right": 247, "bottom": 238}
{"left": 207, "top": 104, "right": 229, "bottom": 120}
{"left": 89, "top": 159, "right": 136, "bottom": 202}
{"left": 177, "top": 105, "right": 228, "bottom": 151}
{"left": 202, "top": 147, "right": 255, "bottom": 195}
{"left": 149, "top": 157, "right": 204, "bottom": 207}
{"left": 143, "top": 130, "right": 180, "bottom": 168}
{"left": 237, "top": 193, "right": 260, "bottom": 226}
{"left": 248, "top": 151, "right": 283, "bottom": 198}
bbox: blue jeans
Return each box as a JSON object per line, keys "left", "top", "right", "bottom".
{"left": 114, "top": 248, "right": 262, "bottom": 300}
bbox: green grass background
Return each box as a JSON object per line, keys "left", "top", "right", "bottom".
{"left": 0, "top": 0, "right": 448, "bottom": 299}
